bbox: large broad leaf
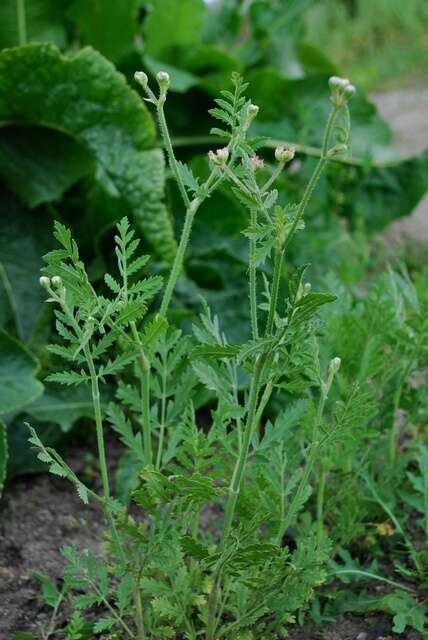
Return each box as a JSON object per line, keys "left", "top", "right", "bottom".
{"left": 0, "top": 420, "right": 7, "bottom": 496}
{"left": 143, "top": 0, "right": 206, "bottom": 62}
{"left": 68, "top": 0, "right": 139, "bottom": 63}
{"left": 25, "top": 384, "right": 111, "bottom": 432}
{"left": 0, "top": 44, "right": 176, "bottom": 261}
{"left": 0, "top": 329, "right": 43, "bottom": 414}
{"left": 0, "top": 126, "right": 95, "bottom": 208}
{"left": 0, "top": 0, "right": 68, "bottom": 49}
{"left": 0, "top": 189, "right": 53, "bottom": 342}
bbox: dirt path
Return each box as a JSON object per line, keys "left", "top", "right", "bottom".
{"left": 372, "top": 88, "right": 428, "bottom": 243}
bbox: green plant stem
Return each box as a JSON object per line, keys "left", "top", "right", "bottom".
{"left": 159, "top": 169, "right": 219, "bottom": 316}
{"left": 157, "top": 98, "right": 191, "bottom": 209}
{"left": 283, "top": 106, "right": 339, "bottom": 251}
{"left": 221, "top": 353, "right": 266, "bottom": 545}
{"left": 276, "top": 442, "right": 320, "bottom": 544}
{"left": 16, "top": 0, "right": 27, "bottom": 46}
{"left": 265, "top": 245, "right": 284, "bottom": 334}
{"left": 156, "top": 369, "right": 167, "bottom": 469}
{"left": 134, "top": 579, "right": 146, "bottom": 640}
{"left": 84, "top": 345, "right": 110, "bottom": 500}
{"left": 249, "top": 208, "right": 259, "bottom": 339}
{"left": 316, "top": 460, "right": 327, "bottom": 545}
{"left": 130, "top": 322, "right": 152, "bottom": 466}
{"left": 159, "top": 198, "right": 199, "bottom": 316}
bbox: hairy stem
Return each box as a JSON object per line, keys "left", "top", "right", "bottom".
{"left": 131, "top": 322, "right": 152, "bottom": 465}
{"left": 249, "top": 208, "right": 259, "bottom": 339}
{"left": 159, "top": 198, "right": 198, "bottom": 316}
{"left": 84, "top": 345, "right": 110, "bottom": 501}
{"left": 265, "top": 245, "right": 284, "bottom": 334}
{"left": 316, "top": 460, "right": 327, "bottom": 545}
{"left": 157, "top": 98, "right": 191, "bottom": 209}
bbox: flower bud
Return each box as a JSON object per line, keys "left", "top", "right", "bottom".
{"left": 250, "top": 155, "right": 264, "bottom": 171}
{"left": 156, "top": 71, "right": 170, "bottom": 91}
{"left": 344, "top": 83, "right": 356, "bottom": 99}
{"left": 329, "top": 76, "right": 356, "bottom": 106}
{"left": 39, "top": 276, "right": 50, "bottom": 288}
{"left": 245, "top": 103, "right": 259, "bottom": 128}
{"left": 134, "top": 71, "right": 148, "bottom": 89}
{"left": 328, "top": 76, "right": 343, "bottom": 90}
{"left": 208, "top": 147, "right": 229, "bottom": 166}
{"left": 275, "top": 145, "right": 296, "bottom": 163}
{"left": 329, "top": 356, "right": 341, "bottom": 374}
{"left": 303, "top": 282, "right": 312, "bottom": 295}
{"left": 51, "top": 275, "right": 62, "bottom": 288}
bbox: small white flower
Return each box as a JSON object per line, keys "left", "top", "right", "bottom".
{"left": 39, "top": 276, "right": 50, "bottom": 288}
{"left": 51, "top": 275, "right": 62, "bottom": 288}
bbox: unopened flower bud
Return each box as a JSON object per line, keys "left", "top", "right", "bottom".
{"left": 245, "top": 103, "right": 259, "bottom": 127}
{"left": 329, "top": 356, "right": 341, "bottom": 374}
{"left": 275, "top": 145, "right": 295, "bottom": 163}
{"left": 303, "top": 282, "right": 312, "bottom": 295}
{"left": 250, "top": 155, "right": 264, "bottom": 171}
{"left": 39, "top": 276, "right": 50, "bottom": 288}
{"left": 208, "top": 146, "right": 229, "bottom": 166}
{"left": 156, "top": 71, "right": 170, "bottom": 91}
{"left": 134, "top": 71, "right": 148, "bottom": 89}
{"left": 329, "top": 76, "right": 356, "bottom": 106}
{"left": 51, "top": 275, "right": 62, "bottom": 288}
{"left": 328, "top": 76, "right": 343, "bottom": 90}
{"left": 344, "top": 83, "right": 356, "bottom": 99}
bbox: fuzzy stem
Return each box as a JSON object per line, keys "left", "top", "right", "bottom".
{"left": 316, "top": 461, "right": 327, "bottom": 545}
{"left": 276, "top": 442, "right": 320, "bottom": 544}
{"left": 84, "top": 345, "right": 110, "bottom": 500}
{"left": 16, "top": 0, "right": 27, "bottom": 46}
{"left": 283, "top": 105, "right": 339, "bottom": 251}
{"left": 249, "top": 208, "right": 259, "bottom": 339}
{"left": 157, "top": 98, "right": 191, "bottom": 209}
{"left": 159, "top": 198, "right": 198, "bottom": 316}
{"left": 220, "top": 354, "right": 266, "bottom": 545}
{"left": 131, "top": 322, "right": 152, "bottom": 465}
{"left": 265, "top": 245, "right": 284, "bottom": 334}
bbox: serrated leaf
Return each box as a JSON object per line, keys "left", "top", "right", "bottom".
{"left": 45, "top": 371, "right": 88, "bottom": 386}
{"left": 177, "top": 160, "right": 200, "bottom": 193}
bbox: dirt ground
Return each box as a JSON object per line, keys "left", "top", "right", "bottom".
{"left": 1, "top": 89, "right": 427, "bottom": 639}
{"left": 373, "top": 88, "right": 428, "bottom": 245}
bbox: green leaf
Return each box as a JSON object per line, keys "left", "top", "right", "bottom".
{"left": 68, "top": 0, "right": 139, "bottom": 63}
{"left": 25, "top": 384, "right": 105, "bottom": 432}
{"left": 0, "top": 329, "right": 43, "bottom": 414}
{"left": 143, "top": 0, "right": 205, "bottom": 62}
{"left": 0, "top": 420, "right": 7, "bottom": 496}
{"left": 0, "top": 0, "right": 67, "bottom": 49}
{"left": 93, "top": 617, "right": 116, "bottom": 634}
{"left": 31, "top": 571, "right": 60, "bottom": 607}
{"left": 0, "top": 190, "right": 53, "bottom": 342}
{"left": 45, "top": 371, "right": 88, "bottom": 387}
{"left": 0, "top": 44, "right": 176, "bottom": 261}
{"left": 0, "top": 126, "right": 94, "bottom": 208}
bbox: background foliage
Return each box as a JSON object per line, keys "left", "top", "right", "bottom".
{"left": 0, "top": 0, "right": 427, "bottom": 483}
